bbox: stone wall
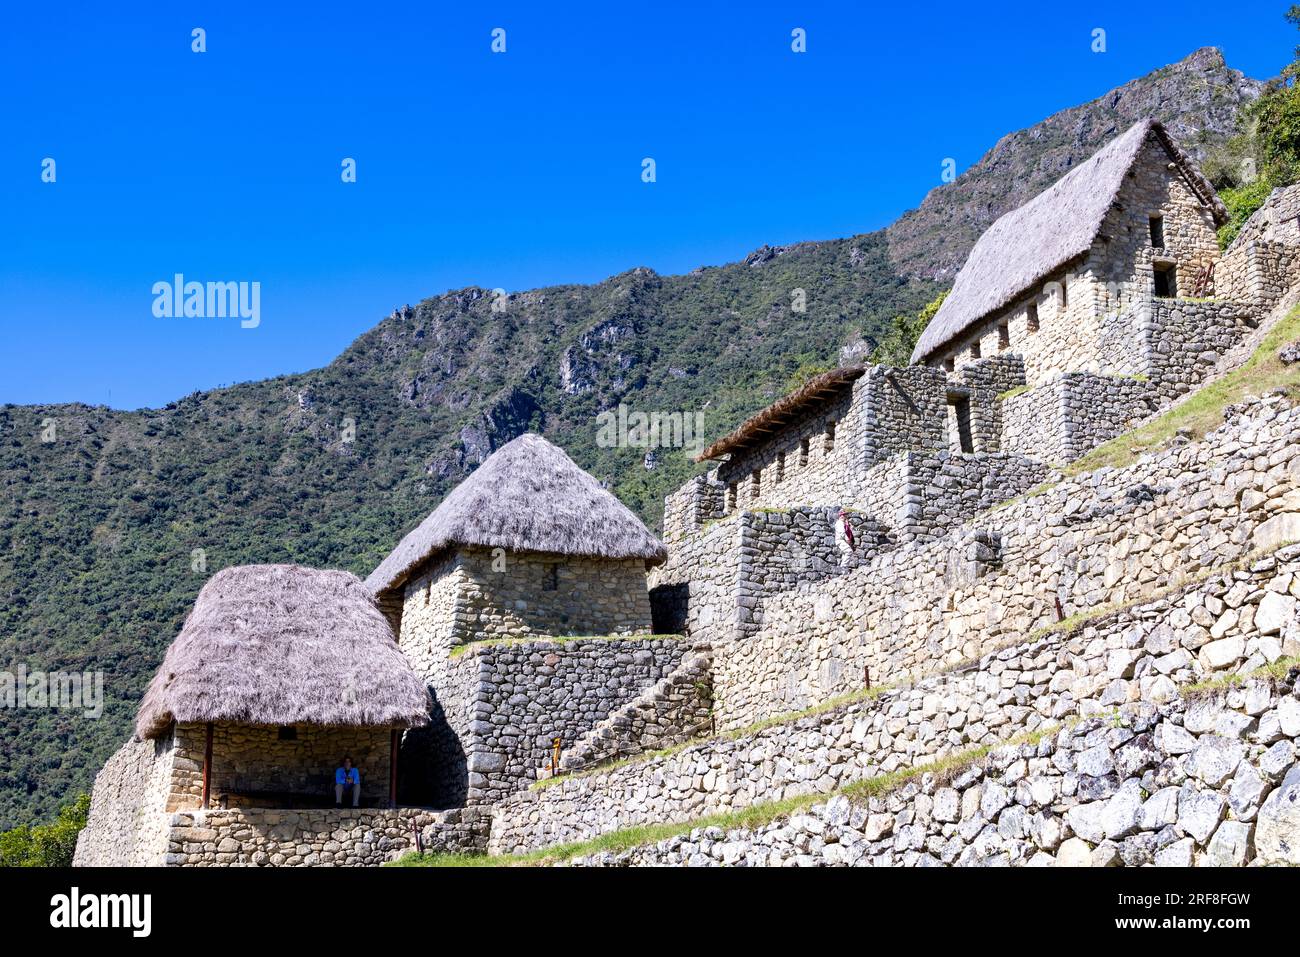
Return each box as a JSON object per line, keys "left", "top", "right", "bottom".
{"left": 1003, "top": 373, "right": 1155, "bottom": 464}
{"left": 713, "top": 395, "right": 1300, "bottom": 730}
{"left": 1139, "top": 297, "right": 1258, "bottom": 400}
{"left": 74, "top": 734, "right": 177, "bottom": 867}
{"left": 425, "top": 636, "right": 688, "bottom": 806}
{"left": 558, "top": 646, "right": 714, "bottom": 773}
{"left": 568, "top": 679, "right": 1300, "bottom": 867}
{"left": 1217, "top": 240, "right": 1300, "bottom": 311}
{"left": 488, "top": 545, "right": 1300, "bottom": 856}
{"left": 163, "top": 805, "right": 491, "bottom": 866}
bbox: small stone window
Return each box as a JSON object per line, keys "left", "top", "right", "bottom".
{"left": 998, "top": 321, "right": 1010, "bottom": 350}
{"left": 277, "top": 726, "right": 297, "bottom": 742}
{"left": 970, "top": 340, "right": 982, "bottom": 360}
{"left": 1153, "top": 262, "right": 1176, "bottom": 299}
{"left": 943, "top": 356, "right": 955, "bottom": 372}
{"left": 750, "top": 469, "right": 762, "bottom": 501}
{"left": 1026, "top": 302, "right": 1039, "bottom": 333}
{"left": 1149, "top": 215, "right": 1165, "bottom": 249}
{"left": 798, "top": 438, "right": 809, "bottom": 468}
{"left": 1059, "top": 279, "right": 1068, "bottom": 310}
{"left": 726, "top": 482, "right": 737, "bottom": 512}
{"left": 824, "top": 421, "right": 836, "bottom": 453}
{"left": 542, "top": 564, "right": 558, "bottom": 591}
{"left": 776, "top": 452, "right": 785, "bottom": 484}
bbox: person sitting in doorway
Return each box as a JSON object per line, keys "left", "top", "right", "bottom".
{"left": 335, "top": 756, "right": 360, "bottom": 808}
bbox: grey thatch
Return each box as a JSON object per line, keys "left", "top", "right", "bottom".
{"left": 366, "top": 433, "right": 666, "bottom": 595}
{"left": 911, "top": 118, "right": 1227, "bottom": 364}
{"left": 696, "top": 367, "right": 866, "bottom": 461}
{"left": 135, "top": 564, "right": 431, "bottom": 740}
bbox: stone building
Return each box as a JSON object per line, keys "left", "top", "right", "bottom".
{"left": 364, "top": 432, "right": 680, "bottom": 807}
{"left": 74, "top": 565, "right": 431, "bottom": 866}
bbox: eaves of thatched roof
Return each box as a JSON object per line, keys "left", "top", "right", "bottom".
{"left": 911, "top": 118, "right": 1227, "bottom": 364}
{"left": 134, "top": 564, "right": 431, "bottom": 740}
{"left": 695, "top": 367, "right": 866, "bottom": 462}
{"left": 365, "top": 433, "right": 666, "bottom": 596}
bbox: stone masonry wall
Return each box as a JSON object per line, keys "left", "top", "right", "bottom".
{"left": 163, "top": 805, "right": 491, "bottom": 866}
{"left": 569, "top": 680, "right": 1300, "bottom": 867}
{"left": 434, "top": 636, "right": 688, "bottom": 805}
{"left": 488, "top": 546, "right": 1300, "bottom": 856}
{"left": 1140, "top": 298, "right": 1258, "bottom": 401}
{"left": 74, "top": 733, "right": 177, "bottom": 867}
{"left": 558, "top": 646, "right": 715, "bottom": 774}
{"left": 713, "top": 395, "right": 1300, "bottom": 731}
{"left": 1003, "top": 373, "right": 1155, "bottom": 464}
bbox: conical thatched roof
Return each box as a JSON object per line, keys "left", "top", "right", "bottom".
{"left": 135, "top": 565, "right": 431, "bottom": 740}
{"left": 912, "top": 118, "right": 1227, "bottom": 364}
{"left": 366, "top": 433, "right": 666, "bottom": 595}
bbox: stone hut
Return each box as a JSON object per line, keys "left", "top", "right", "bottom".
{"left": 74, "top": 564, "right": 431, "bottom": 866}
{"left": 366, "top": 432, "right": 680, "bottom": 807}
{"left": 911, "top": 117, "right": 1228, "bottom": 383}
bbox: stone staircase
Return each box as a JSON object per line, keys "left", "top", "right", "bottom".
{"left": 546, "top": 645, "right": 715, "bottom": 776}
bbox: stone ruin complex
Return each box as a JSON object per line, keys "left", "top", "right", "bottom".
{"left": 76, "top": 118, "right": 1300, "bottom": 867}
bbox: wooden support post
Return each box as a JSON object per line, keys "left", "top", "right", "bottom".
{"left": 201, "top": 722, "right": 214, "bottom": 810}
{"left": 389, "top": 728, "right": 400, "bottom": 808}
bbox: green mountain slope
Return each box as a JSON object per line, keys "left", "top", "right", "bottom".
{"left": 0, "top": 47, "right": 1265, "bottom": 829}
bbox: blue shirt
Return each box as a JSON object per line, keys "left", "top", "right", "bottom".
{"left": 335, "top": 767, "right": 359, "bottom": 786}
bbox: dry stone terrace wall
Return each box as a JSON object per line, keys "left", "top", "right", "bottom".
{"left": 1140, "top": 298, "right": 1258, "bottom": 401}
{"left": 717, "top": 396, "right": 1300, "bottom": 730}
{"left": 164, "top": 805, "right": 490, "bottom": 866}
{"left": 437, "top": 636, "right": 688, "bottom": 805}
{"left": 856, "top": 450, "right": 1051, "bottom": 544}
{"left": 568, "top": 680, "right": 1300, "bottom": 867}
{"left": 488, "top": 547, "right": 1300, "bottom": 856}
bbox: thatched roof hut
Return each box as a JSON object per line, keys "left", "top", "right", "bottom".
{"left": 911, "top": 118, "right": 1227, "bottom": 364}
{"left": 366, "top": 433, "right": 666, "bottom": 597}
{"left": 135, "top": 564, "right": 431, "bottom": 740}
{"left": 695, "top": 367, "right": 866, "bottom": 462}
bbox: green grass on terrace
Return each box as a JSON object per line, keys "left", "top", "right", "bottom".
{"left": 388, "top": 723, "right": 1064, "bottom": 868}
{"left": 1065, "top": 304, "right": 1300, "bottom": 475}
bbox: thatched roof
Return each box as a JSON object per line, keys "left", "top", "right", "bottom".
{"left": 912, "top": 118, "right": 1227, "bottom": 364}
{"left": 696, "top": 367, "right": 866, "bottom": 462}
{"left": 366, "top": 433, "right": 666, "bottom": 595}
{"left": 135, "top": 565, "right": 431, "bottom": 740}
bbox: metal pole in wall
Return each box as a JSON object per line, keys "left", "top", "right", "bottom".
{"left": 201, "top": 722, "right": 214, "bottom": 809}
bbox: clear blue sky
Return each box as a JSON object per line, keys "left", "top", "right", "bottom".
{"left": 2, "top": 1, "right": 1294, "bottom": 409}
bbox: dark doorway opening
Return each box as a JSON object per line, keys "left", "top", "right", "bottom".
{"left": 950, "top": 396, "right": 974, "bottom": 454}
{"left": 1153, "top": 262, "right": 1176, "bottom": 298}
